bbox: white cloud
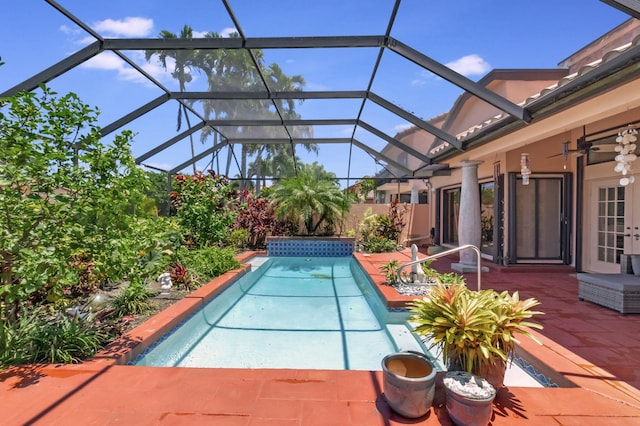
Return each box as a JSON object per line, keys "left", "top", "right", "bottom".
{"left": 410, "top": 79, "right": 426, "bottom": 87}
{"left": 220, "top": 27, "right": 237, "bottom": 38}
{"left": 192, "top": 30, "right": 209, "bottom": 38}
{"left": 445, "top": 54, "right": 491, "bottom": 77}
{"left": 393, "top": 123, "right": 413, "bottom": 133}
{"left": 92, "top": 17, "right": 154, "bottom": 37}
{"left": 59, "top": 24, "right": 81, "bottom": 36}
{"left": 80, "top": 51, "right": 178, "bottom": 86}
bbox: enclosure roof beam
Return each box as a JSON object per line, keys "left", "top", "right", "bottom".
{"left": 168, "top": 140, "right": 229, "bottom": 175}
{"left": 100, "top": 94, "right": 170, "bottom": 137}
{"left": 225, "top": 138, "right": 352, "bottom": 144}
{"left": 135, "top": 122, "right": 207, "bottom": 164}
{"left": 351, "top": 139, "right": 412, "bottom": 174}
{"left": 600, "top": 0, "right": 640, "bottom": 18}
{"left": 368, "top": 92, "right": 462, "bottom": 149}
{"left": 0, "top": 41, "right": 102, "bottom": 97}
{"left": 386, "top": 37, "right": 532, "bottom": 123}
{"left": 207, "top": 118, "right": 357, "bottom": 127}
{"left": 102, "top": 35, "right": 386, "bottom": 51}
{"left": 170, "top": 90, "right": 367, "bottom": 100}
{"left": 358, "top": 121, "right": 433, "bottom": 165}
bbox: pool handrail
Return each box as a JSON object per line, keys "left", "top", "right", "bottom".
{"left": 396, "top": 244, "right": 483, "bottom": 291}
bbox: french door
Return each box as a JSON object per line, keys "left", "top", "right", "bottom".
{"left": 585, "top": 178, "right": 640, "bottom": 272}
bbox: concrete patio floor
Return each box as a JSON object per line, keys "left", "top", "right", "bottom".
{"left": 2, "top": 249, "right": 640, "bottom": 425}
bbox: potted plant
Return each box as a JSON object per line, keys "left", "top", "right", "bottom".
{"left": 442, "top": 371, "right": 496, "bottom": 426}
{"left": 407, "top": 280, "right": 543, "bottom": 389}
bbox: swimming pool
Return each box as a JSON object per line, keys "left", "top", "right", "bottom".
{"left": 133, "top": 256, "right": 432, "bottom": 370}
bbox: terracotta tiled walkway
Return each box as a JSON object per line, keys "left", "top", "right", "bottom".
{"left": 2, "top": 249, "right": 640, "bottom": 425}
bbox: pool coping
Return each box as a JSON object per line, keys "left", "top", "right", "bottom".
{"left": 353, "top": 251, "right": 640, "bottom": 408}
{"left": 70, "top": 250, "right": 640, "bottom": 408}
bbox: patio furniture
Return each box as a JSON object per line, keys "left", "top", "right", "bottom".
{"left": 577, "top": 273, "right": 640, "bottom": 315}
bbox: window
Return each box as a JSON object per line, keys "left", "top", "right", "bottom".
{"left": 443, "top": 188, "right": 460, "bottom": 244}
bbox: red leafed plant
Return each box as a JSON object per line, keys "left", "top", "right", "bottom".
{"left": 170, "top": 263, "right": 190, "bottom": 290}
{"left": 233, "top": 190, "right": 293, "bottom": 248}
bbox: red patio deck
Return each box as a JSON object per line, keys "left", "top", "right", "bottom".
{"left": 2, "top": 249, "right": 640, "bottom": 425}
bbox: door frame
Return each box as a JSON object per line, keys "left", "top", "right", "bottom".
{"left": 507, "top": 172, "right": 572, "bottom": 265}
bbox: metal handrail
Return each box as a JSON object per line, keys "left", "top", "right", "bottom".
{"left": 396, "top": 244, "right": 483, "bottom": 291}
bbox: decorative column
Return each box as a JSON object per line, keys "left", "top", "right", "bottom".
{"left": 452, "top": 161, "right": 488, "bottom": 273}
{"left": 410, "top": 187, "right": 419, "bottom": 204}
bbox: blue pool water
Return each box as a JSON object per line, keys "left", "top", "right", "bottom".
{"left": 133, "top": 256, "right": 431, "bottom": 370}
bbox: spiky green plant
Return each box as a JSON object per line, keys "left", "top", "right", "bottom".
{"left": 408, "top": 282, "right": 543, "bottom": 374}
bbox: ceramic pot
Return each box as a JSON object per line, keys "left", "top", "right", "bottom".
{"left": 381, "top": 351, "right": 437, "bottom": 418}
{"left": 447, "top": 356, "right": 507, "bottom": 391}
{"left": 476, "top": 358, "right": 507, "bottom": 390}
{"left": 443, "top": 371, "right": 496, "bottom": 426}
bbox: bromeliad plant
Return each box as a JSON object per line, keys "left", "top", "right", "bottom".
{"left": 408, "top": 282, "right": 543, "bottom": 376}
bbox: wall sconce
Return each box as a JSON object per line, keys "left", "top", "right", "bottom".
{"left": 520, "top": 153, "right": 531, "bottom": 185}
{"left": 614, "top": 127, "right": 637, "bottom": 186}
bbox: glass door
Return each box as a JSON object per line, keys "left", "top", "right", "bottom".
{"left": 508, "top": 174, "right": 570, "bottom": 264}
{"left": 586, "top": 179, "right": 625, "bottom": 273}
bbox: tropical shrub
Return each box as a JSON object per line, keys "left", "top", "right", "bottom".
{"left": 176, "top": 246, "right": 240, "bottom": 287}
{"left": 233, "top": 189, "right": 293, "bottom": 248}
{"left": 111, "top": 278, "right": 154, "bottom": 317}
{"left": 380, "top": 259, "right": 401, "bottom": 284}
{"left": 357, "top": 200, "right": 407, "bottom": 252}
{"left": 408, "top": 282, "right": 543, "bottom": 374}
{"left": 269, "top": 170, "right": 352, "bottom": 235}
{"left": 0, "top": 306, "right": 112, "bottom": 365}
{"left": 170, "top": 170, "right": 238, "bottom": 247}
{"left": 363, "top": 237, "right": 399, "bottom": 253}
{"left": 0, "top": 87, "right": 159, "bottom": 321}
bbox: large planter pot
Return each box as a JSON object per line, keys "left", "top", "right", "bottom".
{"left": 381, "top": 351, "right": 437, "bottom": 418}
{"left": 447, "top": 356, "right": 507, "bottom": 391}
{"left": 476, "top": 358, "right": 507, "bottom": 390}
{"left": 443, "top": 371, "right": 496, "bottom": 426}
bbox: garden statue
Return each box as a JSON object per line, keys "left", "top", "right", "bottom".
{"left": 158, "top": 272, "right": 173, "bottom": 295}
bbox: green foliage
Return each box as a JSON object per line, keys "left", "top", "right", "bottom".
{"left": 420, "top": 259, "right": 439, "bottom": 279}
{"left": 363, "top": 237, "right": 399, "bottom": 253}
{"left": 0, "top": 87, "right": 159, "bottom": 319}
{"left": 436, "top": 272, "right": 467, "bottom": 286}
{"left": 111, "top": 278, "right": 154, "bottom": 317}
{"left": 358, "top": 177, "right": 377, "bottom": 201}
{"left": 380, "top": 259, "right": 401, "bottom": 284}
{"left": 228, "top": 228, "right": 249, "bottom": 250}
{"left": 177, "top": 246, "right": 241, "bottom": 287}
{"left": 408, "top": 282, "right": 543, "bottom": 374}
{"left": 170, "top": 171, "right": 237, "bottom": 247}
{"left": 357, "top": 200, "right": 407, "bottom": 250}
{"left": 142, "top": 170, "right": 172, "bottom": 216}
{"left": 0, "top": 306, "right": 112, "bottom": 365}
{"left": 270, "top": 170, "right": 351, "bottom": 235}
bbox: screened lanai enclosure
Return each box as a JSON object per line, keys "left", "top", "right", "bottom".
{"left": 2, "top": 0, "right": 638, "bottom": 188}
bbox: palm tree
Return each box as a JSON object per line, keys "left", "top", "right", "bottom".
{"left": 269, "top": 168, "right": 352, "bottom": 235}
{"left": 194, "top": 32, "right": 263, "bottom": 179}
{"left": 246, "top": 63, "right": 317, "bottom": 192}
{"left": 145, "top": 25, "right": 198, "bottom": 173}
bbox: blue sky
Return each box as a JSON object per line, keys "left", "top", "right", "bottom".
{"left": 0, "top": 1, "right": 631, "bottom": 185}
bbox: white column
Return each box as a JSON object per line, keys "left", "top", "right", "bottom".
{"left": 452, "top": 160, "right": 488, "bottom": 273}
{"left": 410, "top": 187, "right": 419, "bottom": 204}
